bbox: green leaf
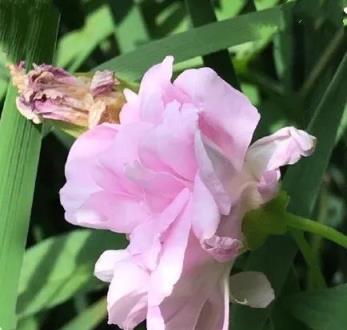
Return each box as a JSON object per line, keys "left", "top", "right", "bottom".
{"left": 283, "top": 284, "right": 347, "bottom": 330}
{"left": 108, "top": 0, "right": 149, "bottom": 53}
{"left": 95, "top": 5, "right": 288, "bottom": 80}
{"left": 231, "top": 53, "right": 347, "bottom": 330}
{"left": 17, "top": 317, "right": 39, "bottom": 330}
{"left": 0, "top": 1, "right": 59, "bottom": 328}
{"left": 56, "top": 5, "right": 114, "bottom": 71}
{"left": 17, "top": 230, "right": 126, "bottom": 319}
{"left": 60, "top": 297, "right": 107, "bottom": 330}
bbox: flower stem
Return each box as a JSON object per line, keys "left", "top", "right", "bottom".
{"left": 285, "top": 213, "right": 347, "bottom": 249}
{"left": 289, "top": 229, "right": 326, "bottom": 288}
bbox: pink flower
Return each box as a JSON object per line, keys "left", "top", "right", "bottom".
{"left": 60, "top": 56, "right": 315, "bottom": 329}
{"left": 8, "top": 63, "right": 124, "bottom": 127}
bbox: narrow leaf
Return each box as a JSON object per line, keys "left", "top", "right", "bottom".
{"left": 60, "top": 297, "right": 107, "bottom": 330}
{"left": 95, "top": 5, "right": 288, "bottom": 80}
{"left": 0, "top": 1, "right": 59, "bottom": 328}
{"left": 17, "top": 230, "right": 126, "bottom": 318}
{"left": 185, "top": 0, "right": 239, "bottom": 87}
{"left": 283, "top": 284, "right": 347, "bottom": 330}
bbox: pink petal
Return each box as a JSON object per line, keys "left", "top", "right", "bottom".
{"left": 153, "top": 236, "right": 230, "bottom": 330}
{"left": 107, "top": 259, "right": 149, "bottom": 329}
{"left": 65, "top": 190, "right": 150, "bottom": 233}
{"left": 139, "top": 101, "right": 198, "bottom": 180}
{"left": 94, "top": 249, "right": 130, "bottom": 282}
{"left": 138, "top": 56, "right": 175, "bottom": 124}
{"left": 192, "top": 174, "right": 220, "bottom": 240}
{"left": 246, "top": 126, "right": 316, "bottom": 177}
{"left": 125, "top": 161, "right": 186, "bottom": 213}
{"left": 128, "top": 189, "right": 191, "bottom": 271}
{"left": 60, "top": 124, "right": 117, "bottom": 218}
{"left": 195, "top": 270, "right": 230, "bottom": 330}
{"left": 175, "top": 67, "right": 260, "bottom": 170}
{"left": 245, "top": 126, "right": 316, "bottom": 204}
{"left": 194, "top": 131, "right": 234, "bottom": 215}
{"left": 149, "top": 199, "right": 193, "bottom": 305}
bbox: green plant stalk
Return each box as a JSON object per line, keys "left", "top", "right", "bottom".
{"left": 286, "top": 213, "right": 347, "bottom": 249}
{"left": 0, "top": 1, "right": 59, "bottom": 329}
{"left": 289, "top": 230, "right": 326, "bottom": 288}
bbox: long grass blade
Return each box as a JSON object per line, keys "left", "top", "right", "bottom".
{"left": 0, "top": 1, "right": 59, "bottom": 328}
{"left": 185, "top": 0, "right": 239, "bottom": 87}
{"left": 96, "top": 4, "right": 288, "bottom": 80}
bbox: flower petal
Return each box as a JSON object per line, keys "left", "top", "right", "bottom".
{"left": 246, "top": 126, "right": 316, "bottom": 178}
{"left": 107, "top": 259, "right": 149, "bottom": 329}
{"left": 229, "top": 271, "right": 274, "bottom": 308}
{"left": 192, "top": 174, "right": 220, "bottom": 240}
{"left": 195, "top": 270, "right": 230, "bottom": 330}
{"left": 128, "top": 189, "right": 191, "bottom": 271}
{"left": 139, "top": 101, "right": 198, "bottom": 180}
{"left": 66, "top": 190, "right": 150, "bottom": 233}
{"left": 194, "top": 131, "right": 234, "bottom": 214}
{"left": 94, "top": 249, "right": 130, "bottom": 282}
{"left": 153, "top": 236, "right": 230, "bottom": 330}
{"left": 149, "top": 199, "right": 193, "bottom": 305}
{"left": 175, "top": 67, "right": 260, "bottom": 170}
{"left": 60, "top": 124, "right": 117, "bottom": 217}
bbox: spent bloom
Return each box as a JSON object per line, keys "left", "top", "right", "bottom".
{"left": 60, "top": 56, "right": 316, "bottom": 329}
{"left": 8, "top": 62, "right": 124, "bottom": 128}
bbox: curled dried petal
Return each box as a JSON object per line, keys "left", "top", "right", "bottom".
{"left": 9, "top": 63, "right": 125, "bottom": 130}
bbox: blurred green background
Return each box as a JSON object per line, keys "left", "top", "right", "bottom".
{"left": 0, "top": 0, "right": 346, "bottom": 329}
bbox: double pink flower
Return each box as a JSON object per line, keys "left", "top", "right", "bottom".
{"left": 60, "top": 57, "right": 315, "bottom": 329}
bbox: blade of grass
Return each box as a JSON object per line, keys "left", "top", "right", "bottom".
{"left": 107, "top": 0, "right": 149, "bottom": 53}
{"left": 0, "top": 1, "right": 59, "bottom": 329}
{"left": 56, "top": 4, "right": 113, "bottom": 71}
{"left": 95, "top": 4, "right": 289, "bottom": 80}
{"left": 231, "top": 53, "right": 347, "bottom": 330}
{"left": 185, "top": 0, "right": 239, "bottom": 87}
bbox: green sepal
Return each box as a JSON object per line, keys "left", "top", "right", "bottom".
{"left": 242, "top": 191, "right": 289, "bottom": 250}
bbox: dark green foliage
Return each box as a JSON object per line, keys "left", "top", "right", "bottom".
{"left": 0, "top": 0, "right": 346, "bottom": 329}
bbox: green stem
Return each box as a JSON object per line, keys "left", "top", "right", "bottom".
{"left": 285, "top": 213, "right": 347, "bottom": 249}
{"left": 289, "top": 230, "right": 326, "bottom": 288}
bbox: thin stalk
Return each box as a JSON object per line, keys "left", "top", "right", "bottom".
{"left": 289, "top": 230, "right": 326, "bottom": 288}
{"left": 286, "top": 213, "right": 347, "bottom": 249}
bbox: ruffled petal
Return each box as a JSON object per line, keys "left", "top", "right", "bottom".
{"left": 246, "top": 126, "right": 316, "bottom": 178}
{"left": 107, "top": 259, "right": 149, "bottom": 329}
{"left": 60, "top": 124, "right": 117, "bottom": 220}
{"left": 195, "top": 270, "right": 230, "bottom": 330}
{"left": 194, "top": 131, "right": 234, "bottom": 214}
{"left": 139, "top": 101, "right": 198, "bottom": 180}
{"left": 149, "top": 199, "right": 193, "bottom": 306}
{"left": 128, "top": 189, "right": 191, "bottom": 271}
{"left": 153, "top": 236, "right": 230, "bottom": 330}
{"left": 94, "top": 249, "right": 130, "bottom": 282}
{"left": 192, "top": 175, "right": 220, "bottom": 240}
{"left": 65, "top": 190, "right": 150, "bottom": 233}
{"left": 175, "top": 67, "right": 260, "bottom": 170}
